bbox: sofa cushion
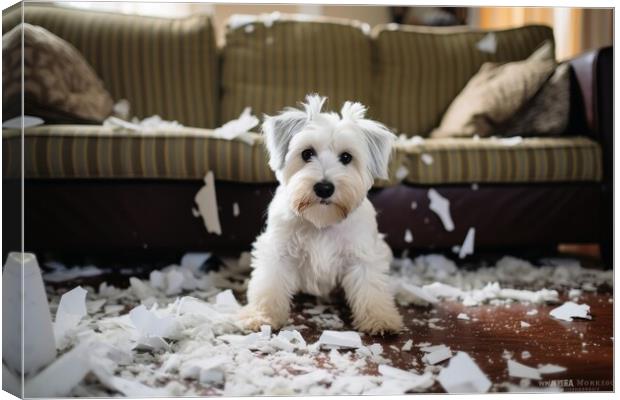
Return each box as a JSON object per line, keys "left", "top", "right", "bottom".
{"left": 3, "top": 23, "right": 114, "bottom": 124}
{"left": 2, "top": 5, "right": 219, "bottom": 129}
{"left": 430, "top": 41, "right": 556, "bottom": 138}
{"left": 220, "top": 14, "right": 372, "bottom": 124}
{"left": 395, "top": 136, "right": 602, "bottom": 184}
{"left": 372, "top": 24, "right": 554, "bottom": 137}
{"left": 2, "top": 126, "right": 275, "bottom": 183}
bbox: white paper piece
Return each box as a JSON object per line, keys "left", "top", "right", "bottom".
{"left": 181, "top": 253, "right": 211, "bottom": 272}
{"left": 24, "top": 342, "right": 90, "bottom": 397}
{"left": 404, "top": 229, "right": 414, "bottom": 243}
{"left": 87, "top": 299, "right": 107, "bottom": 314}
{"left": 180, "top": 355, "right": 229, "bottom": 382}
{"left": 520, "top": 321, "right": 531, "bottom": 328}
{"left": 103, "top": 115, "right": 182, "bottom": 132}
{"left": 421, "top": 153, "right": 434, "bottom": 165}
{"left": 54, "top": 286, "right": 88, "bottom": 348}
{"left": 194, "top": 171, "right": 222, "bottom": 235}
{"left": 496, "top": 136, "right": 523, "bottom": 146}
{"left": 437, "top": 352, "right": 491, "bottom": 393}
{"left": 92, "top": 366, "right": 171, "bottom": 397}
{"left": 428, "top": 189, "right": 455, "bottom": 231}
{"left": 422, "top": 345, "right": 453, "bottom": 365}
{"left": 526, "top": 309, "right": 538, "bottom": 316}
{"left": 476, "top": 33, "right": 497, "bottom": 53}
{"left": 568, "top": 288, "right": 582, "bottom": 298}
{"left": 395, "top": 165, "right": 409, "bottom": 181}
{"left": 233, "top": 202, "right": 240, "bottom": 217}
{"left": 401, "top": 339, "right": 413, "bottom": 351}
{"left": 538, "top": 364, "right": 567, "bottom": 374}
{"left": 396, "top": 282, "right": 438, "bottom": 305}
{"left": 521, "top": 351, "right": 531, "bottom": 359}
{"left": 213, "top": 107, "right": 259, "bottom": 141}
{"left": 129, "top": 277, "right": 157, "bottom": 300}
{"left": 507, "top": 359, "right": 542, "bottom": 380}
{"left": 458, "top": 228, "right": 476, "bottom": 259}
{"left": 411, "top": 201, "right": 417, "bottom": 210}
{"left": 215, "top": 289, "right": 241, "bottom": 311}
{"left": 43, "top": 265, "right": 106, "bottom": 282}
{"left": 378, "top": 365, "right": 434, "bottom": 391}
{"left": 2, "top": 115, "right": 45, "bottom": 129}
{"left": 317, "top": 330, "right": 362, "bottom": 349}
{"left": 422, "top": 282, "right": 463, "bottom": 299}
{"left": 129, "top": 305, "right": 180, "bottom": 339}
{"left": 457, "top": 313, "right": 470, "bottom": 320}
{"left": 549, "top": 302, "right": 591, "bottom": 322}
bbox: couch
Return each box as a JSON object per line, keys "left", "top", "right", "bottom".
{"left": 2, "top": 5, "right": 613, "bottom": 265}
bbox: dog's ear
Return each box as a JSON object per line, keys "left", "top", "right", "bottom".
{"left": 341, "top": 101, "right": 395, "bottom": 180}
{"left": 263, "top": 94, "right": 326, "bottom": 171}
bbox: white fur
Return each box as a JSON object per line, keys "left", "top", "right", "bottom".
{"left": 239, "top": 94, "right": 403, "bottom": 335}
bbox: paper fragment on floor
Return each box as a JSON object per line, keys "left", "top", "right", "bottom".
{"left": 457, "top": 313, "right": 470, "bottom": 320}
{"left": 549, "top": 302, "right": 591, "bottom": 322}
{"left": 129, "top": 305, "right": 180, "bottom": 339}
{"left": 401, "top": 339, "right": 413, "bottom": 351}
{"left": 317, "top": 330, "right": 362, "bottom": 349}
{"left": 520, "top": 321, "right": 531, "bottom": 328}
{"left": 54, "top": 286, "right": 88, "bottom": 348}
{"left": 215, "top": 289, "right": 241, "bottom": 312}
{"left": 422, "top": 345, "right": 453, "bottom": 365}
{"left": 396, "top": 282, "right": 438, "bottom": 306}
{"left": 194, "top": 171, "right": 222, "bottom": 235}
{"left": 377, "top": 365, "right": 434, "bottom": 392}
{"left": 538, "top": 364, "right": 567, "bottom": 374}
{"left": 507, "top": 359, "right": 542, "bottom": 380}
{"left": 458, "top": 228, "right": 475, "bottom": 259}
{"left": 437, "top": 352, "right": 491, "bottom": 393}
{"left": 428, "top": 189, "right": 455, "bottom": 231}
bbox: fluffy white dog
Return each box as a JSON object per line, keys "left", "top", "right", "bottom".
{"left": 239, "top": 94, "right": 403, "bottom": 335}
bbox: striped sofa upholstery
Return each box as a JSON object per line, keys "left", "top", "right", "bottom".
{"left": 395, "top": 136, "right": 602, "bottom": 185}
{"left": 220, "top": 14, "right": 372, "bottom": 123}
{"left": 2, "top": 5, "right": 219, "bottom": 129}
{"left": 2, "top": 127, "right": 602, "bottom": 185}
{"left": 372, "top": 24, "right": 554, "bottom": 136}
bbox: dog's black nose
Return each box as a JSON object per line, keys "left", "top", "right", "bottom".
{"left": 313, "top": 181, "right": 335, "bottom": 199}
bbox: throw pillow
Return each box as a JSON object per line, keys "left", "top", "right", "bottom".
{"left": 2, "top": 23, "right": 114, "bottom": 124}
{"left": 498, "top": 63, "right": 570, "bottom": 136}
{"left": 430, "top": 40, "right": 556, "bottom": 138}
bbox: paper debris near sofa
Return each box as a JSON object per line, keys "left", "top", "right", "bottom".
{"left": 431, "top": 40, "right": 567, "bottom": 139}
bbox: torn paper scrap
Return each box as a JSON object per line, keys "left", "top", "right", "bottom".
{"left": 457, "top": 313, "right": 470, "bottom": 320}
{"left": 396, "top": 282, "right": 438, "bottom": 306}
{"left": 458, "top": 228, "right": 475, "bottom": 259}
{"left": 317, "top": 330, "right": 362, "bottom": 349}
{"left": 404, "top": 229, "right": 413, "bottom": 243}
{"left": 43, "top": 265, "right": 106, "bottom": 282}
{"left": 428, "top": 188, "right": 455, "bottom": 231}
{"left": 401, "top": 339, "right": 413, "bottom": 351}
{"left": 507, "top": 359, "right": 542, "bottom": 380}
{"left": 549, "top": 302, "right": 591, "bottom": 322}
{"left": 378, "top": 365, "right": 434, "bottom": 391}
{"left": 496, "top": 136, "right": 523, "bottom": 146}
{"left": 194, "top": 171, "right": 222, "bottom": 235}
{"left": 54, "top": 286, "right": 88, "bottom": 348}
{"left": 181, "top": 252, "right": 212, "bottom": 272}
{"left": 233, "top": 202, "right": 240, "bottom": 217}
{"left": 395, "top": 165, "right": 409, "bottom": 181}
{"left": 421, "top": 153, "right": 434, "bottom": 165}
{"left": 476, "top": 32, "right": 497, "bottom": 53}
{"left": 520, "top": 321, "right": 531, "bottom": 328}
{"left": 437, "top": 352, "right": 491, "bottom": 393}
{"left": 129, "top": 305, "right": 180, "bottom": 339}
{"left": 25, "top": 341, "right": 91, "bottom": 398}
{"left": 538, "top": 364, "right": 567, "bottom": 374}
{"left": 422, "top": 345, "right": 453, "bottom": 365}
{"left": 215, "top": 289, "right": 241, "bottom": 312}
{"left": 521, "top": 351, "right": 531, "bottom": 359}
{"left": 213, "top": 107, "right": 259, "bottom": 143}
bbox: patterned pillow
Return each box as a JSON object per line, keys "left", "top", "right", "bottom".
{"left": 430, "top": 41, "right": 556, "bottom": 138}
{"left": 497, "top": 63, "right": 570, "bottom": 137}
{"left": 2, "top": 23, "right": 114, "bottom": 124}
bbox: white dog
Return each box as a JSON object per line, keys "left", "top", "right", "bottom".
{"left": 239, "top": 94, "right": 403, "bottom": 335}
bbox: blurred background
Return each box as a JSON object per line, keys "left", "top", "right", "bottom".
{"left": 59, "top": 2, "right": 613, "bottom": 60}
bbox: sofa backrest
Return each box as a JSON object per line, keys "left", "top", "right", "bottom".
{"left": 3, "top": 5, "right": 220, "bottom": 128}
{"left": 372, "top": 24, "right": 555, "bottom": 136}
{"left": 220, "top": 14, "right": 372, "bottom": 123}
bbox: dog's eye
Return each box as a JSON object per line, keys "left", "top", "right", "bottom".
{"left": 339, "top": 152, "right": 353, "bottom": 165}
{"left": 301, "top": 148, "right": 315, "bottom": 162}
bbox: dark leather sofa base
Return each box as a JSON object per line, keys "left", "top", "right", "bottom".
{"left": 2, "top": 179, "right": 602, "bottom": 262}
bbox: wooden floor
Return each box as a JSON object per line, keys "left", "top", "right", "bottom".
{"left": 47, "top": 251, "right": 613, "bottom": 394}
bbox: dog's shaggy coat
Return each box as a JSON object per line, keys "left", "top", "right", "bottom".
{"left": 239, "top": 95, "right": 403, "bottom": 334}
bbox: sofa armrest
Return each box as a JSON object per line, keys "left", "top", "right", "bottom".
{"left": 568, "top": 46, "right": 612, "bottom": 155}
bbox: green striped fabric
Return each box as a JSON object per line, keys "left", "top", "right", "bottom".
{"left": 3, "top": 127, "right": 602, "bottom": 185}
{"left": 2, "top": 126, "right": 275, "bottom": 182}
{"left": 372, "top": 24, "right": 555, "bottom": 137}
{"left": 397, "top": 136, "right": 602, "bottom": 184}
{"left": 3, "top": 5, "right": 219, "bottom": 128}
{"left": 221, "top": 15, "right": 372, "bottom": 123}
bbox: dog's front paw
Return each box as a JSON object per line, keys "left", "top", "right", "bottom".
{"left": 354, "top": 309, "right": 404, "bottom": 336}
{"left": 237, "top": 305, "right": 285, "bottom": 331}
